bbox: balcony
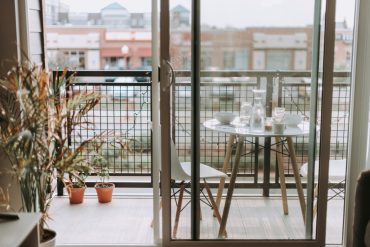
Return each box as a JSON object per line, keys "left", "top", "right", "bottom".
{"left": 50, "top": 69, "right": 350, "bottom": 245}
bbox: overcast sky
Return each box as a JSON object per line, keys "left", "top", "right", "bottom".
{"left": 61, "top": 0, "right": 356, "bottom": 28}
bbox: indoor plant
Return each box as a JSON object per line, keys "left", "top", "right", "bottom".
{"left": 0, "top": 63, "right": 101, "bottom": 246}
{"left": 65, "top": 166, "right": 90, "bottom": 204}
{"left": 92, "top": 152, "right": 115, "bottom": 203}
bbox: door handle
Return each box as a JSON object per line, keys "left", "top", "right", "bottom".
{"left": 162, "top": 60, "right": 175, "bottom": 92}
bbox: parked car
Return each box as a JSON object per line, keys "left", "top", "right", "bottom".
{"left": 108, "top": 77, "right": 139, "bottom": 100}
{"left": 135, "top": 66, "right": 151, "bottom": 83}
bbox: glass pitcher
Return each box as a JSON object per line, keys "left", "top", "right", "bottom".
{"left": 251, "top": 90, "right": 266, "bottom": 132}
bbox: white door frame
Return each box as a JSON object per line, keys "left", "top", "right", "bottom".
{"left": 159, "top": 0, "right": 336, "bottom": 246}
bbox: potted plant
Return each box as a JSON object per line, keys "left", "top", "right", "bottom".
{"left": 0, "top": 63, "right": 101, "bottom": 246}
{"left": 91, "top": 151, "right": 115, "bottom": 203}
{"left": 65, "top": 166, "right": 90, "bottom": 204}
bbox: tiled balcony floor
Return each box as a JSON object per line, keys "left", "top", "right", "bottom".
{"left": 48, "top": 189, "right": 343, "bottom": 245}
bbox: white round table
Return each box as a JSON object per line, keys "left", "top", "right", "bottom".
{"left": 203, "top": 118, "right": 310, "bottom": 137}
{"left": 203, "top": 118, "right": 310, "bottom": 237}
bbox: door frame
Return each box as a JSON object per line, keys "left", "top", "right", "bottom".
{"left": 160, "top": 0, "right": 336, "bottom": 246}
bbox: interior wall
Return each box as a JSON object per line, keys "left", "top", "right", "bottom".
{"left": 0, "top": 0, "right": 46, "bottom": 212}
{"left": 0, "top": 0, "right": 23, "bottom": 212}
{"left": 345, "top": 0, "right": 370, "bottom": 244}
{"left": 0, "top": 0, "right": 20, "bottom": 77}
{"left": 19, "top": 0, "right": 46, "bottom": 64}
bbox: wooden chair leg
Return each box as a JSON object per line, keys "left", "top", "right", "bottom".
{"left": 275, "top": 137, "right": 289, "bottom": 215}
{"left": 214, "top": 134, "right": 235, "bottom": 217}
{"left": 203, "top": 179, "right": 227, "bottom": 237}
{"left": 172, "top": 183, "right": 185, "bottom": 239}
{"left": 286, "top": 137, "right": 306, "bottom": 221}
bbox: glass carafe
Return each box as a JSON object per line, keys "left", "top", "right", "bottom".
{"left": 251, "top": 90, "right": 266, "bottom": 132}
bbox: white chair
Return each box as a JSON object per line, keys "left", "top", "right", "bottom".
{"left": 300, "top": 159, "right": 346, "bottom": 216}
{"left": 170, "top": 140, "right": 228, "bottom": 238}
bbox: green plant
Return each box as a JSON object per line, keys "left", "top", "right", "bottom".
{"left": 91, "top": 151, "right": 109, "bottom": 185}
{"left": 0, "top": 63, "right": 101, "bottom": 240}
{"left": 66, "top": 164, "right": 90, "bottom": 188}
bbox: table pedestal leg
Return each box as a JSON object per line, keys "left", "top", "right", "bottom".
{"left": 263, "top": 137, "right": 271, "bottom": 197}
{"left": 218, "top": 136, "right": 245, "bottom": 238}
{"left": 275, "top": 137, "right": 289, "bottom": 215}
{"left": 214, "top": 134, "right": 236, "bottom": 217}
{"left": 286, "top": 137, "right": 306, "bottom": 222}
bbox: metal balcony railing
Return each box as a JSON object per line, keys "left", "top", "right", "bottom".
{"left": 62, "top": 70, "right": 351, "bottom": 188}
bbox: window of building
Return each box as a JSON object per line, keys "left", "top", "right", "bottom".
{"left": 223, "top": 50, "right": 248, "bottom": 70}
{"left": 104, "top": 57, "right": 124, "bottom": 70}
{"left": 201, "top": 50, "right": 212, "bottom": 70}
{"left": 141, "top": 57, "right": 152, "bottom": 69}
{"left": 223, "top": 50, "right": 235, "bottom": 70}
{"left": 235, "top": 49, "right": 248, "bottom": 70}
{"left": 182, "top": 51, "right": 191, "bottom": 70}
{"left": 63, "top": 51, "right": 85, "bottom": 69}
{"left": 266, "top": 50, "right": 292, "bottom": 70}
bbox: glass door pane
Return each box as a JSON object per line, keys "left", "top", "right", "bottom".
{"left": 168, "top": 0, "right": 192, "bottom": 240}
{"left": 161, "top": 0, "right": 339, "bottom": 245}
{"left": 197, "top": 0, "right": 321, "bottom": 240}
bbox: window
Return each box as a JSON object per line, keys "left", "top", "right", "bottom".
{"left": 266, "top": 50, "right": 292, "bottom": 70}
{"left": 141, "top": 57, "right": 152, "bottom": 69}
{"left": 201, "top": 50, "right": 212, "bottom": 70}
{"left": 235, "top": 49, "right": 248, "bottom": 70}
{"left": 182, "top": 51, "right": 191, "bottom": 70}
{"left": 223, "top": 50, "right": 248, "bottom": 70}
{"left": 104, "top": 57, "right": 124, "bottom": 70}
{"left": 63, "top": 51, "right": 85, "bottom": 69}
{"left": 223, "top": 50, "right": 235, "bottom": 70}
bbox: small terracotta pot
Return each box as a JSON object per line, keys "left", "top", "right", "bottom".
{"left": 95, "top": 182, "right": 115, "bottom": 203}
{"left": 67, "top": 185, "right": 86, "bottom": 204}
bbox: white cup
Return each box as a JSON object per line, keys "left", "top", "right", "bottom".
{"left": 273, "top": 122, "right": 285, "bottom": 134}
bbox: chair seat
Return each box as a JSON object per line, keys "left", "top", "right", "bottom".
{"left": 300, "top": 159, "right": 346, "bottom": 182}
{"left": 181, "top": 162, "right": 228, "bottom": 179}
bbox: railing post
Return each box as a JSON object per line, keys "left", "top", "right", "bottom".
{"left": 262, "top": 75, "right": 274, "bottom": 197}
{"left": 265, "top": 75, "right": 273, "bottom": 118}
{"left": 172, "top": 78, "right": 176, "bottom": 143}
{"left": 57, "top": 177, "right": 64, "bottom": 196}
{"left": 275, "top": 73, "right": 284, "bottom": 184}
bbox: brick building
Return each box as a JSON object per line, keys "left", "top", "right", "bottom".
{"left": 46, "top": 2, "right": 352, "bottom": 71}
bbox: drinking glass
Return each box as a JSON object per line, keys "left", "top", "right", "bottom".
{"left": 240, "top": 102, "right": 253, "bottom": 127}
{"left": 273, "top": 107, "right": 285, "bottom": 123}
{"left": 265, "top": 117, "right": 273, "bottom": 131}
{"left": 251, "top": 99, "right": 265, "bottom": 132}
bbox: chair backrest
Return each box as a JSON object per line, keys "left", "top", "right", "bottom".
{"left": 170, "top": 141, "right": 190, "bottom": 181}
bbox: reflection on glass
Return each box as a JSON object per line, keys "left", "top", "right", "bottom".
{"left": 240, "top": 102, "right": 253, "bottom": 127}
{"left": 251, "top": 90, "right": 266, "bottom": 132}
{"left": 274, "top": 107, "right": 286, "bottom": 123}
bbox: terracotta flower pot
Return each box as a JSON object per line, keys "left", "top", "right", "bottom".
{"left": 67, "top": 185, "right": 86, "bottom": 204}
{"left": 95, "top": 182, "right": 115, "bottom": 203}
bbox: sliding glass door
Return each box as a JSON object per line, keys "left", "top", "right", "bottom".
{"left": 160, "top": 0, "right": 337, "bottom": 245}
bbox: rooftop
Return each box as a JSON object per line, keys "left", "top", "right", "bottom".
{"left": 171, "top": 5, "right": 190, "bottom": 13}
{"left": 101, "top": 2, "right": 127, "bottom": 11}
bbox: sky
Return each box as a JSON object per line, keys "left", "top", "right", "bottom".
{"left": 61, "top": 0, "right": 356, "bottom": 28}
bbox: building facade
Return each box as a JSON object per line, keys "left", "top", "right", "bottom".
{"left": 46, "top": 2, "right": 352, "bottom": 72}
